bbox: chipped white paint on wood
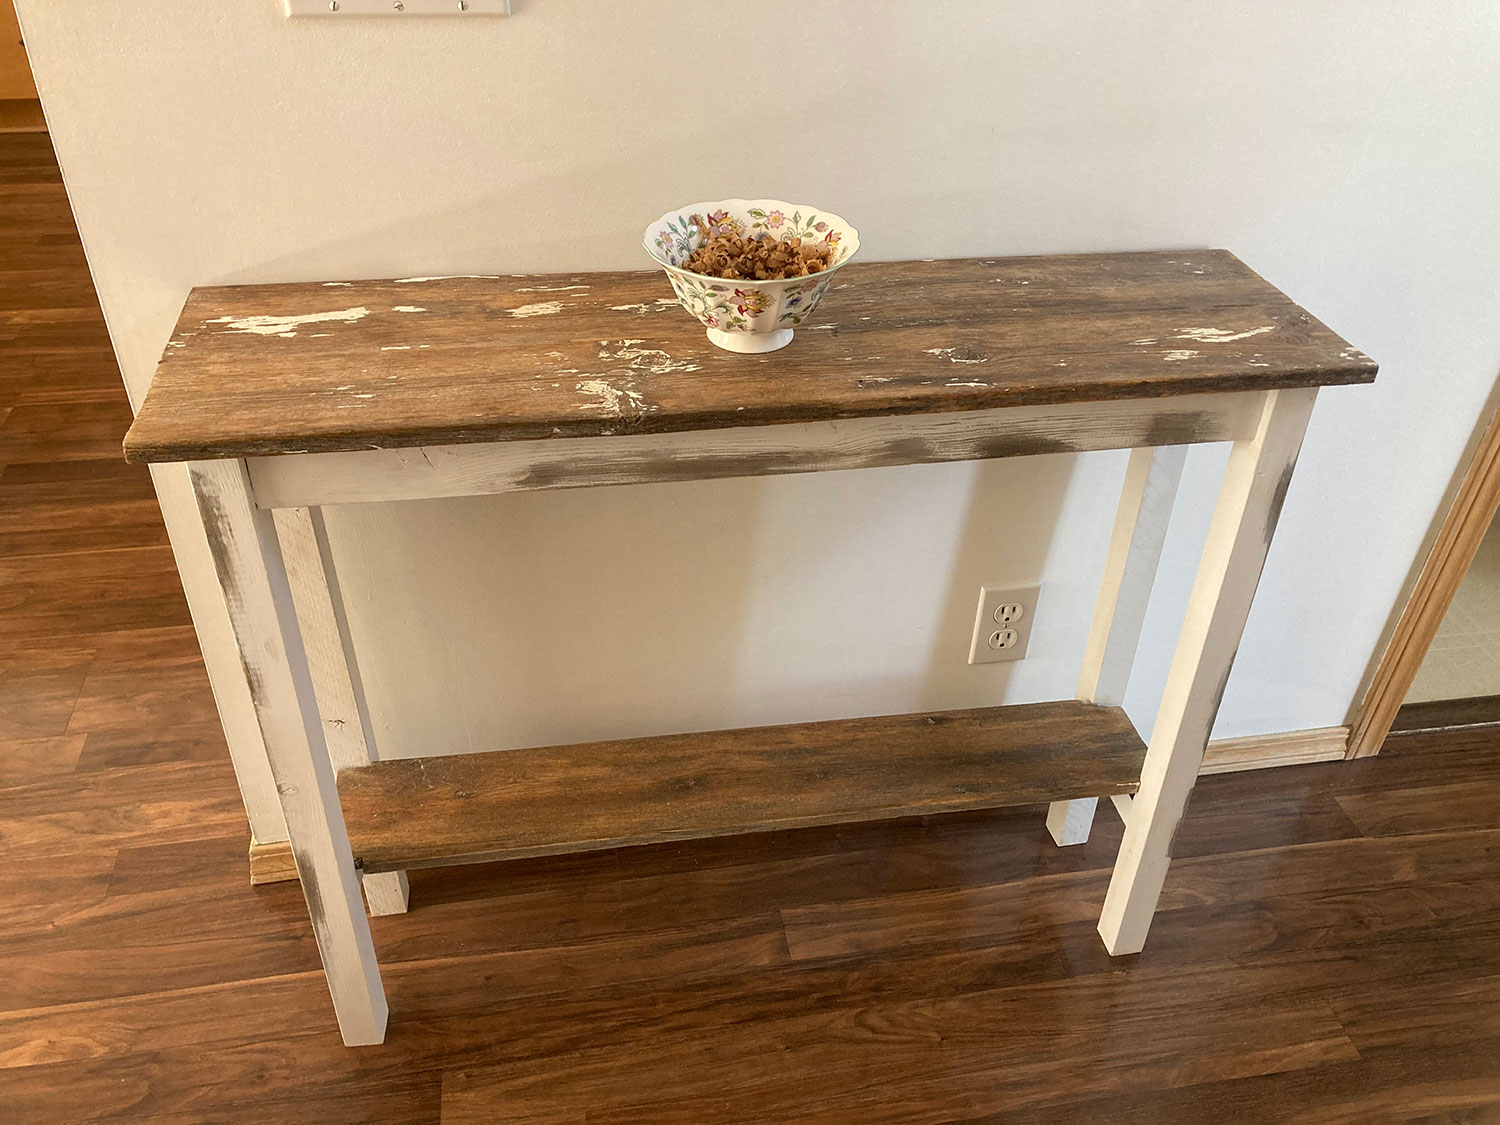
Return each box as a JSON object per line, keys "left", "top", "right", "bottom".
{"left": 596, "top": 339, "right": 701, "bottom": 374}
{"left": 923, "top": 347, "right": 988, "bottom": 364}
{"left": 1163, "top": 350, "right": 1200, "bottom": 361}
{"left": 576, "top": 378, "right": 649, "bottom": 417}
{"left": 246, "top": 391, "right": 1264, "bottom": 510}
{"left": 607, "top": 298, "right": 679, "bottom": 312}
{"left": 1174, "top": 325, "right": 1276, "bottom": 344}
{"left": 187, "top": 459, "right": 386, "bottom": 1044}
{"left": 393, "top": 274, "right": 501, "bottom": 283}
{"left": 1098, "top": 387, "right": 1317, "bottom": 955}
{"left": 1048, "top": 443, "right": 1186, "bottom": 847}
{"left": 391, "top": 305, "right": 426, "bottom": 313}
{"left": 507, "top": 301, "right": 564, "bottom": 318}
{"left": 205, "top": 307, "right": 370, "bottom": 338}
{"left": 273, "top": 506, "right": 410, "bottom": 917}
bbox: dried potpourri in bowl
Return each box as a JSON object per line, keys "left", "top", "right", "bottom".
{"left": 642, "top": 199, "right": 860, "bottom": 353}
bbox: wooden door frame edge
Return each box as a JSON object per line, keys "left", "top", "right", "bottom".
{"left": 1347, "top": 393, "right": 1500, "bottom": 759}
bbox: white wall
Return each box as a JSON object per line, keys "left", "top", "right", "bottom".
{"left": 16, "top": 1, "right": 1500, "bottom": 838}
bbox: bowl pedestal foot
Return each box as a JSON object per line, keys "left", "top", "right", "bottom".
{"left": 706, "top": 327, "right": 793, "bottom": 354}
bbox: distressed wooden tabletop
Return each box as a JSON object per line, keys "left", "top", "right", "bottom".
{"left": 122, "top": 251, "right": 1377, "bottom": 464}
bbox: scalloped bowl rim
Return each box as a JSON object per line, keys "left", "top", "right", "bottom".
{"left": 642, "top": 198, "right": 861, "bottom": 287}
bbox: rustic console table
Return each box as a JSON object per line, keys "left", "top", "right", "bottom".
{"left": 123, "top": 251, "right": 1376, "bottom": 1045}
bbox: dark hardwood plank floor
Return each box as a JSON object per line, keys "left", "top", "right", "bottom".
{"left": 2, "top": 129, "right": 1497, "bottom": 1122}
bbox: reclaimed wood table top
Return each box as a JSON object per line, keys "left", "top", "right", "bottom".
{"left": 122, "top": 250, "right": 1377, "bottom": 464}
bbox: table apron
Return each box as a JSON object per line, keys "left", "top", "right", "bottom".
{"left": 246, "top": 390, "right": 1266, "bottom": 509}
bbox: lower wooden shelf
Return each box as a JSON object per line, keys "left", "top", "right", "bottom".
{"left": 338, "top": 700, "right": 1146, "bottom": 873}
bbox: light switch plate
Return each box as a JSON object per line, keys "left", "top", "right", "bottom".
{"left": 967, "top": 583, "right": 1041, "bottom": 665}
{"left": 285, "top": 0, "right": 510, "bottom": 16}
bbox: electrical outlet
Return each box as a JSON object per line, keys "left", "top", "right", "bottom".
{"left": 968, "top": 584, "right": 1041, "bottom": 665}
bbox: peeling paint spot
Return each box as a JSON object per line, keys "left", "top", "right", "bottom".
{"left": 1130, "top": 338, "right": 1158, "bottom": 346}
{"left": 805, "top": 323, "right": 837, "bottom": 331}
{"left": 608, "top": 298, "right": 679, "bottom": 312}
{"left": 393, "top": 274, "right": 501, "bottom": 283}
{"left": 947, "top": 380, "right": 992, "bottom": 388}
{"left": 323, "top": 281, "right": 353, "bottom": 287}
{"left": 924, "top": 346, "right": 989, "bottom": 365}
{"left": 517, "top": 284, "right": 590, "bottom": 292}
{"left": 380, "top": 345, "right": 413, "bottom": 350}
{"left": 1163, "top": 349, "right": 1200, "bottom": 362}
{"left": 205, "top": 307, "right": 370, "bottom": 338}
{"left": 598, "top": 339, "right": 700, "bottom": 374}
{"left": 509, "top": 301, "right": 565, "bottom": 318}
{"left": 392, "top": 305, "right": 427, "bottom": 313}
{"left": 1174, "top": 325, "right": 1276, "bottom": 344}
{"left": 576, "top": 377, "right": 650, "bottom": 417}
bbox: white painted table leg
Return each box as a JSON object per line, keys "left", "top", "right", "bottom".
{"left": 188, "top": 459, "right": 387, "bottom": 1045}
{"left": 274, "top": 506, "right": 409, "bottom": 916}
{"left": 1048, "top": 444, "right": 1186, "bottom": 846}
{"left": 1098, "top": 388, "right": 1317, "bottom": 955}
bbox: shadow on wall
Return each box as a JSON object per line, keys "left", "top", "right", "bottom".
{"left": 324, "top": 451, "right": 1080, "bottom": 758}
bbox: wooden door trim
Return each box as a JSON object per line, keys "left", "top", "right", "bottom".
{"left": 1347, "top": 397, "right": 1500, "bottom": 758}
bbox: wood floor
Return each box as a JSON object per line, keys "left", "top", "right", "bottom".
{"left": 3, "top": 130, "right": 1500, "bottom": 1123}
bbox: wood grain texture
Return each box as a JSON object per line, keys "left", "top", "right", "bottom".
{"left": 122, "top": 250, "right": 1377, "bottom": 464}
{"left": 240, "top": 725, "right": 1371, "bottom": 890}
{"left": 1349, "top": 399, "right": 1500, "bottom": 758}
{"left": 1197, "top": 725, "right": 1350, "bottom": 774}
{"left": 338, "top": 701, "right": 1147, "bottom": 873}
{"left": 1391, "top": 694, "right": 1500, "bottom": 733}
{"left": 247, "top": 838, "right": 298, "bottom": 886}
{"left": 0, "top": 101, "right": 45, "bottom": 134}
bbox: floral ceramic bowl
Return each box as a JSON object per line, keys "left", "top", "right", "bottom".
{"left": 643, "top": 199, "right": 860, "bottom": 353}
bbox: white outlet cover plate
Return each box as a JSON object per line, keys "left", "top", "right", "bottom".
{"left": 968, "top": 583, "right": 1041, "bottom": 665}
{"left": 286, "top": 0, "right": 510, "bottom": 16}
